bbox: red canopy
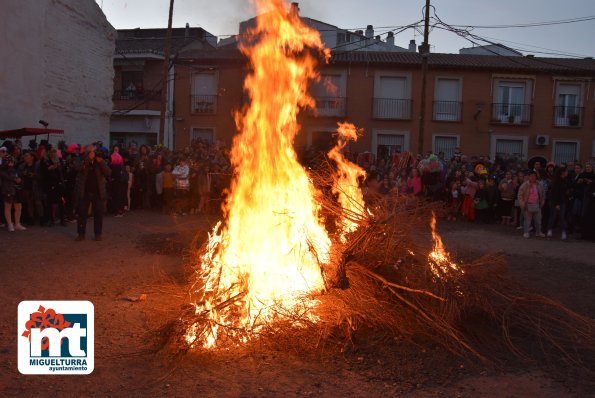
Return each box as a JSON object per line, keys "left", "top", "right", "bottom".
{"left": 0, "top": 128, "right": 64, "bottom": 139}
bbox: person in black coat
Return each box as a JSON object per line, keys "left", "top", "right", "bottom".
{"left": 546, "top": 167, "right": 571, "bottom": 240}
{"left": 74, "top": 145, "right": 111, "bottom": 241}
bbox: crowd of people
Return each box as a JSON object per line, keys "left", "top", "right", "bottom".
{"left": 0, "top": 138, "right": 231, "bottom": 240}
{"left": 1, "top": 138, "right": 594, "bottom": 241}
{"left": 353, "top": 149, "right": 595, "bottom": 241}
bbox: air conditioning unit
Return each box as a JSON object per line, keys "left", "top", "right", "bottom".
{"left": 535, "top": 134, "right": 550, "bottom": 146}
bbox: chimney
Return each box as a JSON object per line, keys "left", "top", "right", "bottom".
{"left": 290, "top": 2, "right": 300, "bottom": 16}
{"left": 375, "top": 35, "right": 380, "bottom": 41}
{"left": 365, "top": 25, "right": 374, "bottom": 39}
{"left": 185, "top": 23, "right": 190, "bottom": 39}
{"left": 386, "top": 31, "right": 394, "bottom": 46}
{"left": 408, "top": 39, "right": 416, "bottom": 52}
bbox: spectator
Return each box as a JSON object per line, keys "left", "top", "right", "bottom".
{"left": 155, "top": 163, "right": 175, "bottom": 213}
{"left": 133, "top": 145, "right": 153, "bottom": 209}
{"left": 461, "top": 174, "right": 478, "bottom": 221}
{"left": 172, "top": 158, "right": 190, "bottom": 215}
{"left": 407, "top": 168, "right": 422, "bottom": 195}
{"left": 498, "top": 171, "right": 515, "bottom": 225}
{"left": 1, "top": 156, "right": 26, "bottom": 231}
{"left": 40, "top": 148, "right": 66, "bottom": 226}
{"left": 196, "top": 163, "right": 211, "bottom": 214}
{"left": 518, "top": 171, "right": 546, "bottom": 239}
{"left": 547, "top": 167, "right": 571, "bottom": 240}
{"left": 75, "top": 145, "right": 111, "bottom": 241}
{"left": 17, "top": 152, "right": 42, "bottom": 226}
{"left": 109, "top": 145, "right": 126, "bottom": 217}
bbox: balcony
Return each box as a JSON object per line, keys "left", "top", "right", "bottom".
{"left": 490, "top": 103, "right": 532, "bottom": 125}
{"left": 553, "top": 106, "right": 584, "bottom": 127}
{"left": 313, "top": 96, "right": 346, "bottom": 117}
{"left": 191, "top": 95, "right": 217, "bottom": 114}
{"left": 432, "top": 101, "right": 462, "bottom": 122}
{"left": 112, "top": 90, "right": 162, "bottom": 111}
{"left": 373, "top": 98, "right": 412, "bottom": 120}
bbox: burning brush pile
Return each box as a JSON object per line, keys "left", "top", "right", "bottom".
{"left": 180, "top": 0, "right": 595, "bottom": 372}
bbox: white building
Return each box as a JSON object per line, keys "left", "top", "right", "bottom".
{"left": 0, "top": 0, "right": 115, "bottom": 146}
{"left": 459, "top": 43, "right": 523, "bottom": 57}
{"left": 223, "top": 3, "right": 413, "bottom": 53}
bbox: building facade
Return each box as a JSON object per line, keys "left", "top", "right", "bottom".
{"left": 172, "top": 48, "right": 595, "bottom": 165}
{"left": 0, "top": 0, "right": 115, "bottom": 145}
{"left": 111, "top": 26, "right": 217, "bottom": 149}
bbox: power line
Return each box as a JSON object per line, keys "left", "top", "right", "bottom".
{"left": 440, "top": 15, "right": 595, "bottom": 29}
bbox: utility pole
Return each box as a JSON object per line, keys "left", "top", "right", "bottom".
{"left": 158, "top": 0, "right": 174, "bottom": 147}
{"left": 417, "top": 0, "right": 431, "bottom": 155}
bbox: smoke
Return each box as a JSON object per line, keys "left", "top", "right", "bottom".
{"left": 176, "top": 0, "right": 254, "bottom": 37}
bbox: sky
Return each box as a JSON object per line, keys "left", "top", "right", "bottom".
{"left": 96, "top": 0, "right": 595, "bottom": 58}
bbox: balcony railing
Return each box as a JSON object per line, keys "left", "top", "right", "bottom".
{"left": 490, "top": 103, "right": 532, "bottom": 125}
{"left": 313, "top": 96, "right": 346, "bottom": 117}
{"left": 553, "top": 106, "right": 584, "bottom": 127}
{"left": 432, "top": 101, "right": 462, "bottom": 121}
{"left": 191, "top": 95, "right": 217, "bottom": 114}
{"left": 113, "top": 90, "right": 161, "bottom": 101}
{"left": 373, "top": 98, "right": 412, "bottom": 120}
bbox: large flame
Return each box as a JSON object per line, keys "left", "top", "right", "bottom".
{"left": 188, "top": 0, "right": 332, "bottom": 348}
{"left": 327, "top": 122, "right": 367, "bottom": 241}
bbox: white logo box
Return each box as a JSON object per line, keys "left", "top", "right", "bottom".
{"left": 18, "top": 300, "right": 94, "bottom": 375}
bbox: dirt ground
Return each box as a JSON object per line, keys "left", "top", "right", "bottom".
{"left": 1, "top": 211, "right": 594, "bottom": 397}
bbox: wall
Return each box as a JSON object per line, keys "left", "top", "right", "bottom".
{"left": 0, "top": 0, "right": 115, "bottom": 145}
{"left": 172, "top": 53, "right": 595, "bottom": 162}
{"left": 173, "top": 61, "right": 246, "bottom": 149}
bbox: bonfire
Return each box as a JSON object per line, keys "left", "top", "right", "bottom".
{"left": 182, "top": 0, "right": 595, "bottom": 373}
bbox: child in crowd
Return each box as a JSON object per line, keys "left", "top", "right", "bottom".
{"left": 447, "top": 180, "right": 461, "bottom": 221}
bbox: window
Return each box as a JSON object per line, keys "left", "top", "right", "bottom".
{"left": 336, "top": 32, "right": 351, "bottom": 45}
{"left": 433, "top": 135, "right": 458, "bottom": 159}
{"left": 311, "top": 73, "right": 346, "bottom": 117}
{"left": 121, "top": 71, "right": 143, "bottom": 98}
{"left": 376, "top": 133, "right": 405, "bottom": 162}
{"left": 495, "top": 139, "right": 524, "bottom": 160}
{"left": 555, "top": 83, "right": 582, "bottom": 126}
{"left": 553, "top": 141, "right": 578, "bottom": 165}
{"left": 433, "top": 79, "right": 461, "bottom": 121}
{"left": 192, "top": 128, "right": 214, "bottom": 143}
{"left": 496, "top": 82, "right": 526, "bottom": 123}
{"left": 192, "top": 73, "right": 218, "bottom": 114}
{"left": 373, "top": 75, "right": 411, "bottom": 119}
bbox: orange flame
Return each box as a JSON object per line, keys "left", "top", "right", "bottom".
{"left": 428, "top": 211, "right": 463, "bottom": 279}
{"left": 188, "top": 0, "right": 332, "bottom": 348}
{"left": 327, "top": 122, "right": 367, "bottom": 241}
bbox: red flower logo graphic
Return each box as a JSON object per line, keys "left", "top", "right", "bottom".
{"left": 21, "top": 305, "right": 72, "bottom": 350}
